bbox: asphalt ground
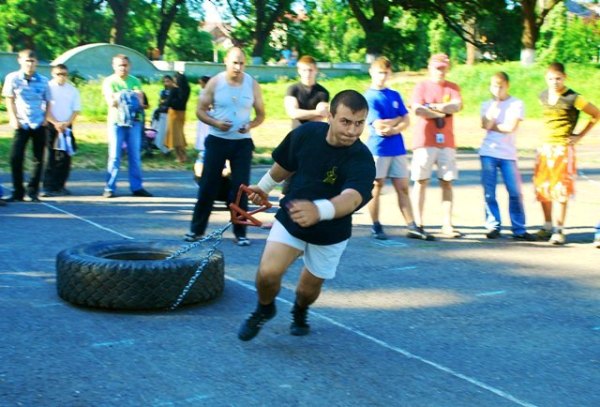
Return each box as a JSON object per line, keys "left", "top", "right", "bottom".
{"left": 0, "top": 149, "right": 599, "bottom": 407}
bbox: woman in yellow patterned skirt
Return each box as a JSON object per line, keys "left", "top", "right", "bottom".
{"left": 534, "top": 62, "right": 600, "bottom": 245}
{"left": 166, "top": 72, "right": 191, "bottom": 163}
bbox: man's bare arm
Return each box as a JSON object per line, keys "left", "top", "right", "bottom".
{"left": 284, "top": 96, "right": 328, "bottom": 122}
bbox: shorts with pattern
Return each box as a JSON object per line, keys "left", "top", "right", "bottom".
{"left": 533, "top": 144, "right": 576, "bottom": 203}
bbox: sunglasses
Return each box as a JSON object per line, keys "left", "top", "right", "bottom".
{"left": 55, "top": 72, "right": 68, "bottom": 76}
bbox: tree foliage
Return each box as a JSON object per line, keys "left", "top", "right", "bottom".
{"left": 220, "top": 0, "right": 294, "bottom": 61}
{"left": 538, "top": 2, "right": 600, "bottom": 63}
{"left": 0, "top": 0, "right": 597, "bottom": 68}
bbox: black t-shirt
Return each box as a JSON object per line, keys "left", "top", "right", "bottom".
{"left": 273, "top": 122, "right": 375, "bottom": 245}
{"left": 167, "top": 86, "right": 190, "bottom": 111}
{"left": 286, "top": 83, "right": 329, "bottom": 124}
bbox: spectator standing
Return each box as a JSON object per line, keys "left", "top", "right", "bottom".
{"left": 533, "top": 62, "right": 600, "bottom": 245}
{"left": 237, "top": 90, "right": 376, "bottom": 341}
{"left": 165, "top": 72, "right": 191, "bottom": 163}
{"left": 284, "top": 55, "right": 329, "bottom": 130}
{"left": 364, "top": 57, "right": 433, "bottom": 241}
{"left": 479, "top": 72, "right": 535, "bottom": 241}
{"left": 152, "top": 75, "right": 174, "bottom": 155}
{"left": 42, "top": 64, "right": 81, "bottom": 197}
{"left": 410, "top": 53, "right": 463, "bottom": 238}
{"left": 186, "top": 47, "right": 265, "bottom": 245}
{"left": 1, "top": 49, "right": 50, "bottom": 202}
{"left": 194, "top": 76, "right": 211, "bottom": 182}
{"left": 101, "top": 54, "right": 152, "bottom": 198}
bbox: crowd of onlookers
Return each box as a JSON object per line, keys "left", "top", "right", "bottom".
{"left": 1, "top": 48, "right": 599, "bottom": 249}
{"left": 4, "top": 47, "right": 599, "bottom": 342}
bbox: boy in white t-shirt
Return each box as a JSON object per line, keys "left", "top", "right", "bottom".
{"left": 479, "top": 72, "right": 535, "bottom": 241}
{"left": 43, "top": 64, "right": 81, "bottom": 196}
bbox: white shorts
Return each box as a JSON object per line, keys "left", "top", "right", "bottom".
{"left": 410, "top": 147, "right": 458, "bottom": 181}
{"left": 374, "top": 155, "right": 409, "bottom": 179}
{"left": 266, "top": 220, "right": 348, "bottom": 279}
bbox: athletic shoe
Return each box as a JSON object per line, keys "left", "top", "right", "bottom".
{"left": 59, "top": 188, "right": 72, "bottom": 196}
{"left": 132, "top": 188, "right": 153, "bottom": 197}
{"left": 238, "top": 305, "right": 277, "bottom": 341}
{"left": 25, "top": 193, "right": 40, "bottom": 202}
{"left": 441, "top": 226, "right": 463, "bottom": 238}
{"left": 536, "top": 228, "right": 552, "bottom": 241}
{"left": 486, "top": 229, "right": 501, "bottom": 239}
{"left": 40, "top": 190, "right": 60, "bottom": 197}
{"left": 549, "top": 232, "right": 566, "bottom": 245}
{"left": 290, "top": 304, "right": 310, "bottom": 336}
{"left": 513, "top": 232, "right": 537, "bottom": 241}
{"left": 184, "top": 234, "right": 203, "bottom": 242}
{"left": 5, "top": 195, "right": 24, "bottom": 202}
{"left": 235, "top": 237, "right": 251, "bottom": 246}
{"left": 407, "top": 226, "right": 435, "bottom": 241}
{"left": 102, "top": 190, "right": 115, "bottom": 198}
{"left": 371, "top": 223, "right": 388, "bottom": 240}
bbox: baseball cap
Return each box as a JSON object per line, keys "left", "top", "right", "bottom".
{"left": 428, "top": 53, "right": 450, "bottom": 69}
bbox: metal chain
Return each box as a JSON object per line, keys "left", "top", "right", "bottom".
{"left": 168, "top": 222, "right": 231, "bottom": 310}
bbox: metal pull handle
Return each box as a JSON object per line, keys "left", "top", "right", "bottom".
{"left": 229, "top": 184, "right": 272, "bottom": 227}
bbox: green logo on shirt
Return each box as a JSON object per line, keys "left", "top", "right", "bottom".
{"left": 323, "top": 166, "right": 338, "bottom": 185}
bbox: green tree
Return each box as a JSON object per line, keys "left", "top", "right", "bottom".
{"left": 517, "top": 0, "right": 562, "bottom": 64}
{"left": 155, "top": 0, "right": 205, "bottom": 57}
{"left": 220, "top": 0, "right": 294, "bottom": 63}
{"left": 288, "top": 0, "right": 364, "bottom": 63}
{"left": 164, "top": 10, "right": 214, "bottom": 61}
{"left": 538, "top": 2, "right": 600, "bottom": 64}
{"left": 58, "top": 0, "right": 112, "bottom": 48}
{"left": 0, "top": 0, "right": 60, "bottom": 59}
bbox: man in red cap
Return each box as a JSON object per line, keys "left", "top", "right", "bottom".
{"left": 410, "top": 53, "right": 463, "bottom": 239}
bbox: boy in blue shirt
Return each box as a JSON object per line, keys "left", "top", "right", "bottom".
{"left": 364, "top": 57, "right": 433, "bottom": 241}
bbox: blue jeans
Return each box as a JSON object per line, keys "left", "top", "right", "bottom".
{"left": 105, "top": 122, "right": 143, "bottom": 193}
{"left": 480, "top": 155, "right": 527, "bottom": 235}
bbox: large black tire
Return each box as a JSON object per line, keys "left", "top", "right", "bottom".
{"left": 56, "top": 240, "right": 224, "bottom": 310}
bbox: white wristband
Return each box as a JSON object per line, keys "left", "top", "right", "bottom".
{"left": 313, "top": 199, "right": 335, "bottom": 221}
{"left": 257, "top": 171, "right": 278, "bottom": 194}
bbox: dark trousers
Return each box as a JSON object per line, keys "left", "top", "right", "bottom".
{"left": 43, "top": 124, "right": 75, "bottom": 192}
{"left": 190, "top": 136, "right": 253, "bottom": 238}
{"left": 10, "top": 126, "right": 46, "bottom": 198}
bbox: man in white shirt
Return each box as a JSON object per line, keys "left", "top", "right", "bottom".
{"left": 42, "top": 64, "right": 81, "bottom": 196}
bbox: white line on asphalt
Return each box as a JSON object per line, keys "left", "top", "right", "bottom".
{"left": 91, "top": 339, "right": 135, "bottom": 348}
{"left": 228, "top": 276, "right": 538, "bottom": 407}
{"left": 476, "top": 290, "right": 507, "bottom": 297}
{"left": 42, "top": 202, "right": 134, "bottom": 239}
{"left": 43, "top": 201, "right": 536, "bottom": 407}
{"left": 372, "top": 240, "right": 408, "bottom": 247}
{"left": 389, "top": 266, "right": 418, "bottom": 271}
{"left": 32, "top": 302, "right": 63, "bottom": 308}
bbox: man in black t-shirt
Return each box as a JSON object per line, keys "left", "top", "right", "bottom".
{"left": 284, "top": 55, "right": 330, "bottom": 130}
{"left": 238, "top": 90, "right": 376, "bottom": 341}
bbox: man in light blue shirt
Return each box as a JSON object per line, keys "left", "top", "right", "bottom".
{"left": 2, "top": 49, "right": 50, "bottom": 202}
